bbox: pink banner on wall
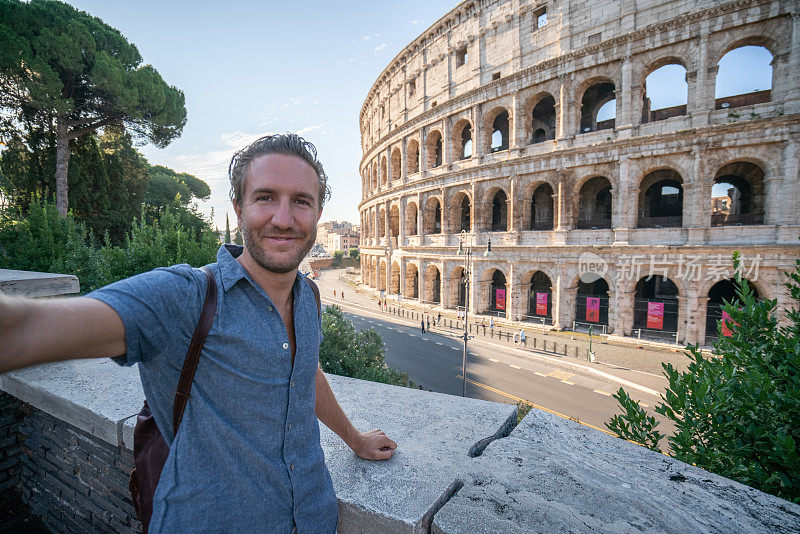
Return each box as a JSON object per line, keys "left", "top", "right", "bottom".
{"left": 721, "top": 310, "right": 740, "bottom": 337}
{"left": 535, "top": 293, "right": 548, "bottom": 315}
{"left": 646, "top": 302, "right": 664, "bottom": 330}
{"left": 586, "top": 297, "right": 600, "bottom": 322}
{"left": 495, "top": 289, "right": 506, "bottom": 310}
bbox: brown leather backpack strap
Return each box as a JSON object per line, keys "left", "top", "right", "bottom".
{"left": 306, "top": 277, "right": 321, "bottom": 318}
{"left": 172, "top": 266, "right": 217, "bottom": 433}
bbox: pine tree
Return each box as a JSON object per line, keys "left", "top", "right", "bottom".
{"left": 225, "top": 214, "right": 232, "bottom": 244}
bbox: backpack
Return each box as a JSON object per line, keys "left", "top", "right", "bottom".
{"left": 128, "top": 266, "right": 322, "bottom": 532}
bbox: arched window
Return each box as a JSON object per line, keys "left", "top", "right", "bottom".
{"left": 711, "top": 162, "right": 765, "bottom": 226}
{"left": 491, "top": 190, "right": 508, "bottom": 231}
{"left": 716, "top": 45, "right": 773, "bottom": 109}
{"left": 642, "top": 64, "right": 687, "bottom": 123}
{"left": 638, "top": 170, "right": 683, "bottom": 228}
{"left": 405, "top": 202, "right": 418, "bottom": 236}
{"left": 460, "top": 196, "right": 471, "bottom": 232}
{"left": 526, "top": 271, "right": 552, "bottom": 323}
{"left": 530, "top": 183, "right": 554, "bottom": 230}
{"left": 427, "top": 131, "right": 443, "bottom": 168}
{"left": 407, "top": 140, "right": 420, "bottom": 174}
{"left": 490, "top": 111, "right": 509, "bottom": 152}
{"left": 390, "top": 148, "right": 401, "bottom": 180}
{"left": 706, "top": 279, "right": 759, "bottom": 339}
{"left": 575, "top": 278, "right": 610, "bottom": 328}
{"left": 425, "top": 197, "right": 442, "bottom": 234}
{"left": 577, "top": 177, "right": 612, "bottom": 229}
{"left": 390, "top": 263, "right": 400, "bottom": 294}
{"left": 461, "top": 124, "right": 473, "bottom": 159}
{"left": 405, "top": 264, "right": 419, "bottom": 299}
{"left": 580, "top": 82, "right": 616, "bottom": 133}
{"left": 489, "top": 270, "right": 507, "bottom": 313}
{"left": 633, "top": 276, "right": 679, "bottom": 336}
{"left": 531, "top": 95, "right": 556, "bottom": 143}
{"left": 389, "top": 205, "right": 399, "bottom": 237}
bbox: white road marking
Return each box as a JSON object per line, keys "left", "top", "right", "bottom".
{"left": 561, "top": 380, "right": 574, "bottom": 385}
{"left": 435, "top": 342, "right": 443, "bottom": 346}
{"left": 638, "top": 402, "right": 649, "bottom": 407}
{"left": 488, "top": 358, "right": 498, "bottom": 362}
{"left": 451, "top": 347, "right": 459, "bottom": 351}
{"left": 534, "top": 372, "right": 548, "bottom": 377}
{"left": 509, "top": 365, "right": 521, "bottom": 369}
{"left": 593, "top": 389, "right": 612, "bottom": 396}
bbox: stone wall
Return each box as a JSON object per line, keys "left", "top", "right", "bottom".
{"left": 357, "top": 0, "right": 800, "bottom": 347}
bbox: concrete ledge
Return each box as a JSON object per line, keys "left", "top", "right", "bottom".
{"left": 0, "top": 269, "right": 79, "bottom": 297}
{"left": 432, "top": 408, "right": 800, "bottom": 533}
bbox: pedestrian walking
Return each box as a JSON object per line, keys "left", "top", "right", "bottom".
{"left": 341, "top": 291, "right": 345, "bottom": 300}
{"left": 333, "top": 290, "right": 336, "bottom": 298}
{"left": 421, "top": 317, "right": 426, "bottom": 333}
{"left": 437, "top": 313, "right": 441, "bottom": 325}
{"left": 520, "top": 329, "right": 526, "bottom": 346}
{"left": 426, "top": 316, "right": 431, "bottom": 331}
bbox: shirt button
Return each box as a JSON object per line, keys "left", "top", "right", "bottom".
{"left": 291, "top": 381, "right": 295, "bottom": 388}
{"left": 290, "top": 463, "right": 294, "bottom": 471}
{"left": 288, "top": 423, "right": 292, "bottom": 431}
{"left": 268, "top": 305, "right": 274, "bottom": 312}
{"left": 282, "top": 342, "right": 289, "bottom": 350}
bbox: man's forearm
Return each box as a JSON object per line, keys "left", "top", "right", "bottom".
{"left": 314, "top": 366, "right": 360, "bottom": 449}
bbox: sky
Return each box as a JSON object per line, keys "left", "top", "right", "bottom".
{"left": 62, "top": 2, "right": 773, "bottom": 230}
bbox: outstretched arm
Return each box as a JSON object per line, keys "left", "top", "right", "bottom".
{"left": 0, "top": 294, "right": 125, "bottom": 374}
{"left": 315, "top": 366, "right": 397, "bottom": 460}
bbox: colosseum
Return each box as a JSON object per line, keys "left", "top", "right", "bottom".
{"left": 358, "top": 0, "right": 800, "bottom": 346}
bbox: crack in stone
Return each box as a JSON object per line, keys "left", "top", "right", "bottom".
{"left": 467, "top": 409, "right": 519, "bottom": 458}
{"left": 420, "top": 477, "right": 464, "bottom": 534}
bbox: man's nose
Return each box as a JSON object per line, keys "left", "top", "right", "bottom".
{"left": 271, "top": 198, "right": 294, "bottom": 229}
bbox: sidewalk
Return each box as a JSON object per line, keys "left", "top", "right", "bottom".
{"left": 317, "top": 271, "right": 686, "bottom": 397}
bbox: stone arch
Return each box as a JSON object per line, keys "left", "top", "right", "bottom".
{"left": 380, "top": 156, "right": 388, "bottom": 186}
{"left": 390, "top": 262, "right": 401, "bottom": 295}
{"left": 521, "top": 270, "right": 553, "bottom": 323}
{"left": 449, "top": 265, "right": 467, "bottom": 309}
{"left": 481, "top": 267, "right": 508, "bottom": 314}
{"left": 378, "top": 259, "right": 387, "bottom": 291}
{"left": 575, "top": 276, "right": 612, "bottom": 327}
{"left": 575, "top": 176, "right": 613, "bottom": 229}
{"left": 378, "top": 207, "right": 387, "bottom": 237}
{"left": 423, "top": 196, "right": 442, "bottom": 234}
{"left": 714, "top": 37, "right": 777, "bottom": 108}
{"left": 712, "top": 35, "right": 779, "bottom": 67}
{"left": 527, "top": 182, "right": 555, "bottom": 231}
{"left": 641, "top": 58, "right": 688, "bottom": 123}
{"left": 632, "top": 275, "right": 680, "bottom": 334}
{"left": 448, "top": 190, "right": 472, "bottom": 233}
{"left": 483, "top": 106, "right": 510, "bottom": 153}
{"left": 478, "top": 186, "right": 509, "bottom": 232}
{"left": 577, "top": 77, "right": 616, "bottom": 133}
{"left": 389, "top": 204, "right": 400, "bottom": 237}
{"left": 710, "top": 161, "right": 766, "bottom": 226}
{"left": 704, "top": 278, "right": 761, "bottom": 340}
{"left": 407, "top": 139, "right": 420, "bottom": 174}
{"left": 452, "top": 118, "right": 473, "bottom": 160}
{"left": 391, "top": 147, "right": 401, "bottom": 181}
{"left": 637, "top": 168, "right": 684, "bottom": 228}
{"left": 426, "top": 130, "right": 443, "bottom": 168}
{"left": 404, "top": 262, "right": 419, "bottom": 299}
{"left": 524, "top": 92, "right": 556, "bottom": 144}
{"left": 405, "top": 201, "right": 419, "bottom": 236}
{"left": 371, "top": 162, "right": 378, "bottom": 191}
{"left": 424, "top": 264, "right": 442, "bottom": 304}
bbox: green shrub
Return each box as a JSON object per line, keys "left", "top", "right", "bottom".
{"left": 319, "top": 305, "right": 408, "bottom": 386}
{"left": 607, "top": 251, "right": 800, "bottom": 504}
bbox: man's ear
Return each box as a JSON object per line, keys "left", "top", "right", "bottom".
{"left": 233, "top": 201, "right": 242, "bottom": 221}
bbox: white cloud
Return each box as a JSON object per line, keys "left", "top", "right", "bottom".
{"left": 374, "top": 43, "right": 387, "bottom": 53}
{"left": 296, "top": 124, "right": 324, "bottom": 136}
{"left": 411, "top": 19, "right": 425, "bottom": 26}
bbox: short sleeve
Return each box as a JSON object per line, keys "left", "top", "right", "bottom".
{"left": 85, "top": 265, "right": 206, "bottom": 366}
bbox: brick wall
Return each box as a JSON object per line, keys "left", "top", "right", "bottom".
{"left": 7, "top": 400, "right": 140, "bottom": 533}
{"left": 0, "top": 392, "right": 25, "bottom": 520}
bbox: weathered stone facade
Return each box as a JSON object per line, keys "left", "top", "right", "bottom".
{"left": 358, "top": 0, "right": 800, "bottom": 345}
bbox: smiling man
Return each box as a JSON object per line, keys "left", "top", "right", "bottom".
{"left": 0, "top": 134, "right": 396, "bottom": 533}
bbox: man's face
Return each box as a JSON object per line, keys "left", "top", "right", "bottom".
{"left": 234, "top": 153, "right": 321, "bottom": 274}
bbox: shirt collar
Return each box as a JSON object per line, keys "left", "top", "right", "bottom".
{"left": 215, "top": 244, "right": 305, "bottom": 295}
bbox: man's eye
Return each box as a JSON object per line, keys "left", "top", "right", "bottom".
{"left": 257, "top": 195, "right": 272, "bottom": 202}
{"left": 297, "top": 199, "right": 311, "bottom": 206}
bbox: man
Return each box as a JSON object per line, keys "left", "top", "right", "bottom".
{"left": 0, "top": 134, "right": 396, "bottom": 532}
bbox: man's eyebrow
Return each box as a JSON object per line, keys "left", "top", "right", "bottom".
{"left": 250, "top": 187, "right": 316, "bottom": 203}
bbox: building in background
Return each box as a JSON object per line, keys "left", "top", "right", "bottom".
{"left": 358, "top": 0, "right": 800, "bottom": 347}
{"left": 327, "top": 232, "right": 360, "bottom": 254}
{"left": 317, "top": 220, "right": 360, "bottom": 254}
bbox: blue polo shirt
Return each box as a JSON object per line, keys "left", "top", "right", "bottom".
{"left": 87, "top": 244, "right": 338, "bottom": 533}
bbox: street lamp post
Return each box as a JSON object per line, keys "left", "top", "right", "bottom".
{"left": 457, "top": 230, "right": 492, "bottom": 397}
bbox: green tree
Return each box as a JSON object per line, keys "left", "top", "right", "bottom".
{"left": 349, "top": 248, "right": 360, "bottom": 260}
{"left": 233, "top": 227, "right": 243, "bottom": 246}
{"left": 319, "top": 305, "right": 408, "bottom": 386}
{"left": 225, "top": 214, "right": 232, "bottom": 244}
{"left": 0, "top": 0, "right": 187, "bottom": 217}
{"left": 607, "top": 251, "right": 800, "bottom": 504}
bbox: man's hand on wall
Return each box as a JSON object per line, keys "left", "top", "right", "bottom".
{"left": 351, "top": 429, "right": 397, "bottom": 460}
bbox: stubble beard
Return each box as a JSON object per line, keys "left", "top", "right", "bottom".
{"left": 242, "top": 222, "right": 317, "bottom": 275}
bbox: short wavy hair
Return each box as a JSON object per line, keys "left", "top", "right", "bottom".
{"left": 228, "top": 133, "right": 331, "bottom": 211}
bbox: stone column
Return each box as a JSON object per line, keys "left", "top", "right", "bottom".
{"left": 552, "top": 274, "right": 562, "bottom": 329}
{"left": 510, "top": 92, "right": 523, "bottom": 149}
{"left": 442, "top": 118, "right": 452, "bottom": 166}
{"left": 398, "top": 197, "right": 406, "bottom": 245}
{"left": 417, "top": 192, "right": 425, "bottom": 239}
{"left": 691, "top": 33, "right": 712, "bottom": 127}
{"left": 676, "top": 295, "right": 687, "bottom": 345}
{"left": 559, "top": 279, "right": 577, "bottom": 332}
{"left": 695, "top": 297, "right": 710, "bottom": 347}
{"left": 401, "top": 139, "right": 408, "bottom": 183}
{"left": 780, "top": 136, "right": 800, "bottom": 227}
{"left": 418, "top": 256, "right": 425, "bottom": 303}
{"left": 508, "top": 175, "right": 517, "bottom": 232}
{"left": 420, "top": 128, "right": 428, "bottom": 173}
{"left": 471, "top": 105, "right": 484, "bottom": 157}
{"left": 784, "top": 13, "right": 800, "bottom": 115}
{"left": 556, "top": 75, "right": 569, "bottom": 140}
{"left": 507, "top": 263, "right": 516, "bottom": 320}
{"left": 398, "top": 260, "right": 405, "bottom": 298}
{"left": 605, "top": 290, "right": 617, "bottom": 334}
{"left": 441, "top": 187, "right": 450, "bottom": 236}
{"left": 617, "top": 55, "right": 634, "bottom": 137}
{"left": 617, "top": 290, "right": 636, "bottom": 337}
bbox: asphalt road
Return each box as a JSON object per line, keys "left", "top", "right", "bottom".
{"left": 314, "top": 269, "right": 673, "bottom": 437}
